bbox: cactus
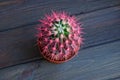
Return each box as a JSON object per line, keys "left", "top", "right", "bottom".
{"left": 37, "top": 12, "right": 83, "bottom": 63}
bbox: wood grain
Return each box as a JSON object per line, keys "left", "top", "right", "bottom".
{"left": 0, "top": 0, "right": 120, "bottom": 31}
{"left": 0, "top": 41, "right": 120, "bottom": 80}
{"left": 0, "top": 6, "right": 120, "bottom": 68}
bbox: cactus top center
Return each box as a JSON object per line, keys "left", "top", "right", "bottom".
{"left": 51, "top": 19, "right": 71, "bottom": 39}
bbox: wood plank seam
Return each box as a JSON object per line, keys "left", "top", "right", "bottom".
{"left": 0, "top": 4, "right": 120, "bottom": 32}
{"left": 0, "top": 39, "right": 120, "bottom": 70}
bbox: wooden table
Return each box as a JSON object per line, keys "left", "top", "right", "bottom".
{"left": 0, "top": 0, "right": 120, "bottom": 80}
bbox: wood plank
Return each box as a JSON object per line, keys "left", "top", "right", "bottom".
{"left": 0, "top": 6, "right": 120, "bottom": 68}
{"left": 0, "top": 41, "right": 120, "bottom": 80}
{"left": 0, "top": 0, "right": 120, "bottom": 31}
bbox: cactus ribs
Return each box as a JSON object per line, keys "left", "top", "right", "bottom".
{"left": 37, "top": 12, "right": 83, "bottom": 63}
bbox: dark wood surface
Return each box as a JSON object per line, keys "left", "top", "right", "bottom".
{"left": 0, "top": 41, "right": 120, "bottom": 80}
{"left": 0, "top": 0, "right": 120, "bottom": 80}
{"left": 0, "top": 0, "right": 120, "bottom": 31}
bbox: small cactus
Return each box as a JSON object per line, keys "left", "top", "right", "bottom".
{"left": 37, "top": 12, "right": 83, "bottom": 63}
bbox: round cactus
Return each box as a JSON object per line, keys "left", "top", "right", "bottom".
{"left": 37, "top": 12, "right": 83, "bottom": 63}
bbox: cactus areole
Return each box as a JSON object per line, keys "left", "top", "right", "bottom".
{"left": 37, "top": 12, "right": 83, "bottom": 63}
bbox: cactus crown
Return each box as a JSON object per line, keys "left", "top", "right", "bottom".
{"left": 51, "top": 19, "right": 71, "bottom": 39}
